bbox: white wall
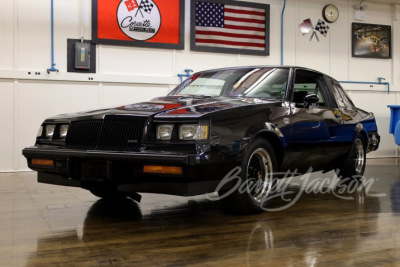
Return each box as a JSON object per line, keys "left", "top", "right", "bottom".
{"left": 0, "top": 0, "right": 399, "bottom": 172}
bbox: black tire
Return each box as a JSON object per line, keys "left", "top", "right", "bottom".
{"left": 221, "top": 138, "right": 278, "bottom": 214}
{"left": 89, "top": 185, "right": 127, "bottom": 201}
{"left": 337, "top": 134, "right": 366, "bottom": 180}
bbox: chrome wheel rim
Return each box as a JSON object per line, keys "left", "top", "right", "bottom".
{"left": 246, "top": 148, "right": 273, "bottom": 203}
{"left": 354, "top": 138, "right": 365, "bottom": 174}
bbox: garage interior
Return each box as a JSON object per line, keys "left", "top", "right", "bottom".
{"left": 1, "top": 0, "right": 400, "bottom": 266}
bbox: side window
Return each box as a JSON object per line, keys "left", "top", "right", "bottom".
{"left": 330, "top": 79, "right": 356, "bottom": 111}
{"left": 292, "top": 70, "right": 327, "bottom": 107}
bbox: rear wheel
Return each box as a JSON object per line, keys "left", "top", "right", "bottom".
{"left": 221, "top": 138, "right": 277, "bottom": 214}
{"left": 337, "top": 134, "right": 366, "bottom": 180}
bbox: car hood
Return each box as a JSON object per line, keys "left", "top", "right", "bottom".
{"left": 46, "top": 96, "right": 281, "bottom": 121}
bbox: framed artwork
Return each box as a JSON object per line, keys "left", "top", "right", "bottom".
{"left": 352, "top": 23, "right": 391, "bottom": 59}
{"left": 92, "top": 0, "right": 184, "bottom": 49}
{"left": 190, "top": 0, "right": 270, "bottom": 56}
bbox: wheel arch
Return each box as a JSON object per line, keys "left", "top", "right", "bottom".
{"left": 358, "top": 130, "right": 368, "bottom": 146}
{"left": 248, "top": 131, "right": 285, "bottom": 171}
{"left": 355, "top": 123, "right": 368, "bottom": 147}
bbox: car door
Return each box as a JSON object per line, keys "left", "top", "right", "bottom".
{"left": 286, "top": 69, "right": 344, "bottom": 171}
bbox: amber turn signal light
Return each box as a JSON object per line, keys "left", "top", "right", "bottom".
{"left": 143, "top": 165, "right": 182, "bottom": 175}
{"left": 31, "top": 159, "right": 54, "bottom": 167}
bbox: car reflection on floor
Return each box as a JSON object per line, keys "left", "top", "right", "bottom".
{"left": 2, "top": 158, "right": 400, "bottom": 266}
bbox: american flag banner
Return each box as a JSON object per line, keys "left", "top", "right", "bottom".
{"left": 191, "top": 0, "right": 270, "bottom": 55}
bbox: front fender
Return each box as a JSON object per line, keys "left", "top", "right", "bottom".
{"left": 237, "top": 122, "right": 287, "bottom": 167}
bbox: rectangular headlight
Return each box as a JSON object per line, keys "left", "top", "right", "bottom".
{"left": 157, "top": 124, "right": 174, "bottom": 140}
{"left": 37, "top": 126, "right": 43, "bottom": 137}
{"left": 179, "top": 124, "right": 209, "bottom": 140}
{"left": 59, "top": 125, "right": 69, "bottom": 139}
{"left": 45, "top": 125, "right": 56, "bottom": 139}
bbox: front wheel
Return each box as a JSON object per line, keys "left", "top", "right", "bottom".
{"left": 337, "top": 134, "right": 366, "bottom": 180}
{"left": 89, "top": 185, "right": 127, "bottom": 201}
{"left": 221, "top": 138, "right": 278, "bottom": 214}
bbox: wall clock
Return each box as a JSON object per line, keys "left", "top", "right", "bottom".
{"left": 322, "top": 4, "right": 339, "bottom": 23}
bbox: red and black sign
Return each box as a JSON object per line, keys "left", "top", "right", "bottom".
{"left": 92, "top": 0, "right": 184, "bottom": 49}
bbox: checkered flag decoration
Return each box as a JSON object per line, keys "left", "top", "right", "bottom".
{"left": 139, "top": 0, "right": 154, "bottom": 14}
{"left": 315, "top": 19, "right": 330, "bottom": 37}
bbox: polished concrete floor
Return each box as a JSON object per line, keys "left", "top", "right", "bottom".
{"left": 1, "top": 158, "right": 400, "bottom": 266}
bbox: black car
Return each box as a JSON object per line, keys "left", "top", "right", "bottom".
{"left": 23, "top": 66, "right": 380, "bottom": 213}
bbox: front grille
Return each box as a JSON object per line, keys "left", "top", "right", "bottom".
{"left": 65, "top": 120, "right": 102, "bottom": 150}
{"left": 65, "top": 119, "right": 145, "bottom": 152}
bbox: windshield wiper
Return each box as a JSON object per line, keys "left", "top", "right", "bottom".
{"left": 179, "top": 95, "right": 215, "bottom": 99}
{"left": 193, "top": 95, "right": 215, "bottom": 99}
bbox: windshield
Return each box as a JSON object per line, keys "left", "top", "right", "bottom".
{"left": 169, "top": 67, "right": 290, "bottom": 99}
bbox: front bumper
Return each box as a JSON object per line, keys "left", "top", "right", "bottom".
{"left": 23, "top": 146, "right": 196, "bottom": 165}
{"left": 22, "top": 146, "right": 234, "bottom": 196}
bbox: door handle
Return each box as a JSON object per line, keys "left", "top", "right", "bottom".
{"left": 283, "top": 117, "right": 291, "bottom": 124}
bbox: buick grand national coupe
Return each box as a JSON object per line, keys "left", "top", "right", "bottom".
{"left": 23, "top": 66, "right": 380, "bottom": 213}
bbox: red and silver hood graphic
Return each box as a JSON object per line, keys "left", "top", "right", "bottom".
{"left": 45, "top": 96, "right": 279, "bottom": 121}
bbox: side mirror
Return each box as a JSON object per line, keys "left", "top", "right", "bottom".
{"left": 304, "top": 94, "right": 319, "bottom": 108}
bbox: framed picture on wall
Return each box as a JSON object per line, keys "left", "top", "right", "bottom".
{"left": 190, "top": 0, "right": 270, "bottom": 56}
{"left": 92, "top": 0, "right": 184, "bottom": 49}
{"left": 352, "top": 23, "right": 391, "bottom": 59}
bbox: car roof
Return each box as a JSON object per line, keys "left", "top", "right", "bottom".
{"left": 193, "top": 65, "right": 326, "bottom": 76}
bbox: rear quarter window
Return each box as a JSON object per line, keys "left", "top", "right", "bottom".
{"left": 329, "top": 78, "right": 356, "bottom": 111}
